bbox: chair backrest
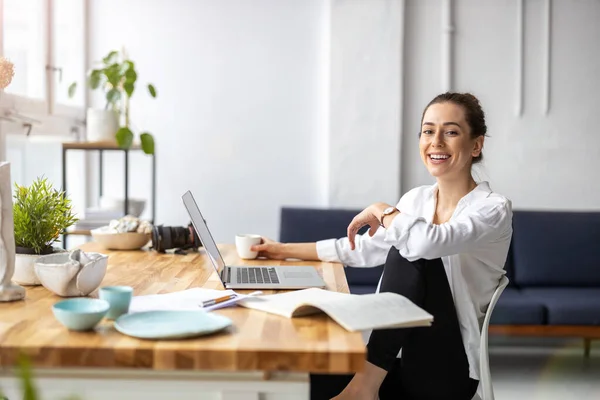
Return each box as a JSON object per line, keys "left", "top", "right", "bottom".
{"left": 477, "top": 275, "right": 509, "bottom": 400}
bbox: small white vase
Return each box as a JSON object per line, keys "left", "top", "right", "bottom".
{"left": 86, "top": 108, "right": 119, "bottom": 142}
{"left": 13, "top": 253, "right": 42, "bottom": 286}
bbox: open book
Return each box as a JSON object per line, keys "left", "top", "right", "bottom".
{"left": 237, "top": 288, "right": 433, "bottom": 332}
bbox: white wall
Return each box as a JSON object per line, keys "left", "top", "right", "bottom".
{"left": 329, "top": 0, "right": 404, "bottom": 208}
{"left": 401, "top": 0, "right": 600, "bottom": 210}
{"left": 89, "top": 0, "right": 329, "bottom": 243}
{"left": 87, "top": 0, "right": 600, "bottom": 249}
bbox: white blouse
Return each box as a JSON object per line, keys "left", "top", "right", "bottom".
{"left": 316, "top": 181, "right": 513, "bottom": 380}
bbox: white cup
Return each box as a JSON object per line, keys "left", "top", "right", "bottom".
{"left": 235, "top": 234, "right": 262, "bottom": 259}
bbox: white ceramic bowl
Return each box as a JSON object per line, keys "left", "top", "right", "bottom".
{"left": 91, "top": 229, "right": 151, "bottom": 250}
{"left": 35, "top": 250, "right": 108, "bottom": 297}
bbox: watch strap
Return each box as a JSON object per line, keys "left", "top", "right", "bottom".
{"left": 380, "top": 206, "right": 398, "bottom": 227}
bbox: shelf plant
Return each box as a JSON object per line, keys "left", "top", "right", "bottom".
{"left": 69, "top": 49, "right": 157, "bottom": 155}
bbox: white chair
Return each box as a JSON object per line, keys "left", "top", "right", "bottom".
{"left": 472, "top": 275, "right": 510, "bottom": 400}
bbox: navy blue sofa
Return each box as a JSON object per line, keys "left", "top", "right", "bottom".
{"left": 280, "top": 207, "right": 600, "bottom": 353}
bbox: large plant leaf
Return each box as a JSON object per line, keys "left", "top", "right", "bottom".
{"left": 104, "top": 63, "right": 122, "bottom": 87}
{"left": 140, "top": 132, "right": 155, "bottom": 155}
{"left": 115, "top": 127, "right": 134, "bottom": 149}
{"left": 125, "top": 68, "right": 137, "bottom": 83}
{"left": 123, "top": 82, "right": 135, "bottom": 97}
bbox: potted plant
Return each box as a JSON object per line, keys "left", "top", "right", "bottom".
{"left": 68, "top": 49, "right": 157, "bottom": 155}
{"left": 11, "top": 177, "right": 78, "bottom": 286}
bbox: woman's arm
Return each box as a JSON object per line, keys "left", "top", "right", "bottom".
{"left": 250, "top": 231, "right": 391, "bottom": 267}
{"left": 281, "top": 242, "right": 320, "bottom": 261}
{"left": 251, "top": 239, "right": 320, "bottom": 261}
{"left": 384, "top": 201, "right": 512, "bottom": 261}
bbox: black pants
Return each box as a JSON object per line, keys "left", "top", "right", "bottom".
{"left": 310, "top": 248, "right": 479, "bottom": 400}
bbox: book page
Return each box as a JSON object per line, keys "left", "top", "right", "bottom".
{"left": 310, "top": 292, "right": 433, "bottom": 331}
{"left": 237, "top": 288, "right": 347, "bottom": 318}
{"left": 238, "top": 288, "right": 433, "bottom": 332}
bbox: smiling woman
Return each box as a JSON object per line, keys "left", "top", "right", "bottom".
{"left": 249, "top": 92, "right": 513, "bottom": 400}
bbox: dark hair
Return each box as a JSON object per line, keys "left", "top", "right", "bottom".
{"left": 420, "top": 92, "right": 488, "bottom": 164}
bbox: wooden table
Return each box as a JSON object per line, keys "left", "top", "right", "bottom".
{"left": 0, "top": 243, "right": 366, "bottom": 400}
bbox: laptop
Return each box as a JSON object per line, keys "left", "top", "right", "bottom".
{"left": 182, "top": 191, "right": 327, "bottom": 290}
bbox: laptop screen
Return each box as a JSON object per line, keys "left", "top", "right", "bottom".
{"left": 182, "top": 191, "right": 227, "bottom": 281}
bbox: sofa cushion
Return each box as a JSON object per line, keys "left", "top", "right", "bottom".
{"left": 280, "top": 207, "right": 361, "bottom": 243}
{"left": 521, "top": 288, "right": 600, "bottom": 325}
{"left": 512, "top": 211, "right": 600, "bottom": 287}
{"left": 490, "top": 288, "right": 547, "bottom": 325}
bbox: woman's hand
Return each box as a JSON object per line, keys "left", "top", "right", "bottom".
{"left": 347, "top": 202, "right": 395, "bottom": 250}
{"left": 249, "top": 237, "right": 288, "bottom": 260}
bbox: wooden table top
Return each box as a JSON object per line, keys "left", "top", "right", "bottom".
{"left": 0, "top": 243, "right": 366, "bottom": 373}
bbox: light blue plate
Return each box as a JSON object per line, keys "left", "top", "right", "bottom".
{"left": 114, "top": 311, "right": 233, "bottom": 339}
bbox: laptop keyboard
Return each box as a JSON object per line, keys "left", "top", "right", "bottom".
{"left": 237, "top": 267, "right": 280, "bottom": 284}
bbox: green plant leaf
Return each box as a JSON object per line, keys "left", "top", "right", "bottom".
{"left": 17, "top": 353, "right": 38, "bottom": 400}
{"left": 68, "top": 82, "right": 77, "bottom": 98}
{"left": 88, "top": 69, "right": 102, "bottom": 89}
{"left": 123, "top": 82, "right": 135, "bottom": 97}
{"left": 121, "top": 60, "right": 135, "bottom": 75}
{"left": 140, "top": 132, "right": 155, "bottom": 155}
{"left": 115, "top": 127, "right": 134, "bottom": 149}
{"left": 104, "top": 63, "right": 122, "bottom": 87}
{"left": 125, "top": 68, "right": 137, "bottom": 83}
{"left": 102, "top": 50, "right": 119, "bottom": 65}
{"left": 147, "top": 84, "right": 157, "bottom": 98}
{"left": 13, "top": 177, "right": 78, "bottom": 253}
{"left": 106, "top": 88, "right": 121, "bottom": 105}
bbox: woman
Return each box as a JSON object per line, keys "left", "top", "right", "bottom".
{"left": 251, "top": 92, "right": 513, "bottom": 400}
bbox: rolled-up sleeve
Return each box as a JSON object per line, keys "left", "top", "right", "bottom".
{"left": 383, "top": 200, "right": 512, "bottom": 261}
{"left": 316, "top": 227, "right": 391, "bottom": 267}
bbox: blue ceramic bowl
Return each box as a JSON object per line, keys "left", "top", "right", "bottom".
{"left": 52, "top": 298, "right": 110, "bottom": 331}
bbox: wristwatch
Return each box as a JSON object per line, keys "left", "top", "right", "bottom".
{"left": 380, "top": 206, "right": 398, "bottom": 227}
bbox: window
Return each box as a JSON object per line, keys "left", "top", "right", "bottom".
{"left": 0, "top": 0, "right": 87, "bottom": 190}
{"left": 0, "top": 0, "right": 86, "bottom": 149}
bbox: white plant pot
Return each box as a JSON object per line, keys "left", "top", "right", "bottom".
{"left": 13, "top": 248, "right": 67, "bottom": 286}
{"left": 13, "top": 253, "right": 42, "bottom": 286}
{"left": 86, "top": 108, "right": 119, "bottom": 142}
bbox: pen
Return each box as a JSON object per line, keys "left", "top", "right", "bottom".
{"left": 201, "top": 294, "right": 238, "bottom": 308}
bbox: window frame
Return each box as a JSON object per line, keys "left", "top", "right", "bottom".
{"left": 0, "top": 0, "right": 88, "bottom": 144}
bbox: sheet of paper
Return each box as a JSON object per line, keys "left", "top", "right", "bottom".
{"left": 129, "top": 288, "right": 245, "bottom": 313}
